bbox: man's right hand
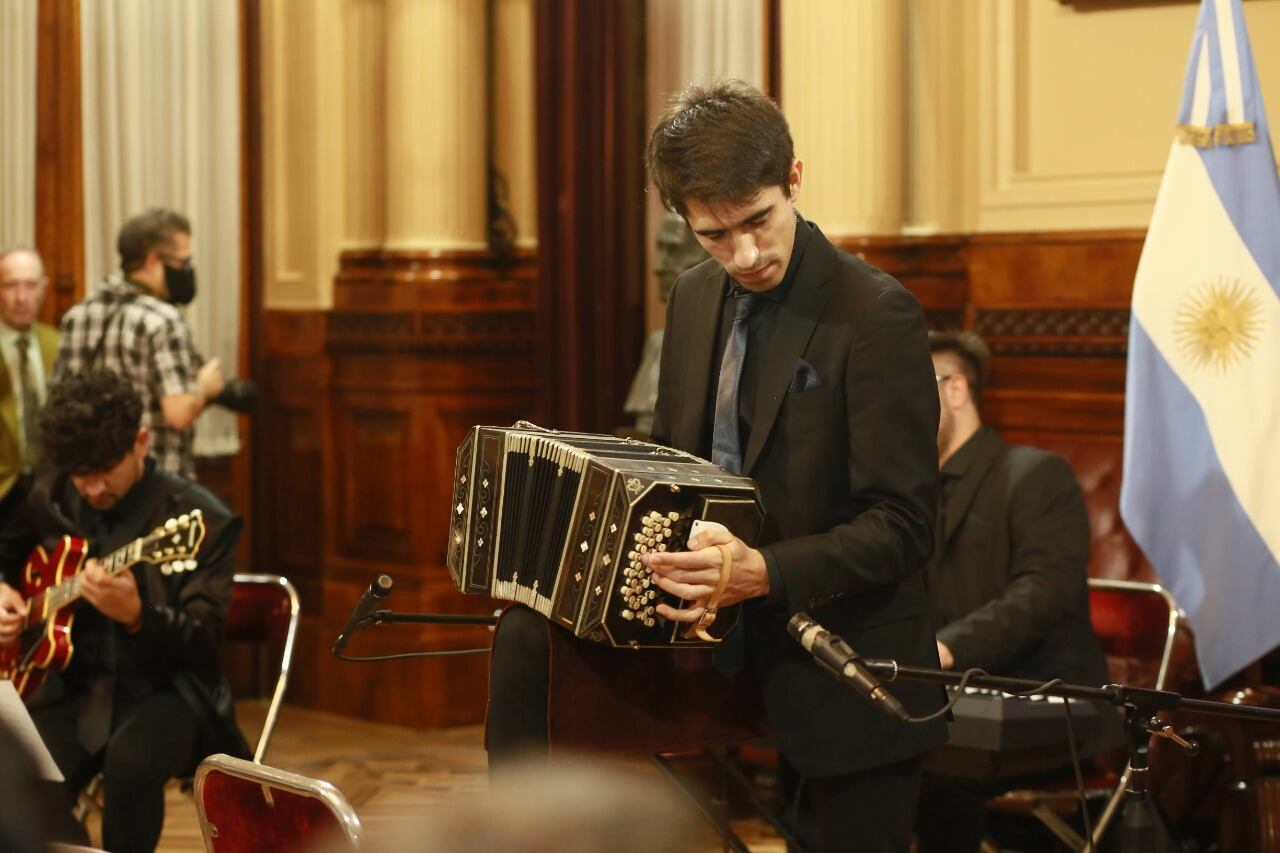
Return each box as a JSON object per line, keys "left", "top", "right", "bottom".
{"left": 196, "top": 357, "right": 225, "bottom": 403}
{"left": 0, "top": 582, "right": 28, "bottom": 646}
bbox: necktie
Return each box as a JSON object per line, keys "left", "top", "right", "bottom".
{"left": 711, "top": 291, "right": 756, "bottom": 474}
{"left": 15, "top": 334, "right": 41, "bottom": 468}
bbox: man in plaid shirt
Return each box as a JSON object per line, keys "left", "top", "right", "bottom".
{"left": 53, "top": 209, "right": 224, "bottom": 479}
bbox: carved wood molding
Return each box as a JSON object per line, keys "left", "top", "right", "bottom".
{"left": 328, "top": 248, "right": 537, "bottom": 353}
{"left": 974, "top": 308, "right": 1131, "bottom": 357}
{"left": 827, "top": 230, "right": 1143, "bottom": 357}
{"left": 335, "top": 248, "right": 536, "bottom": 300}
{"left": 327, "top": 309, "right": 535, "bottom": 354}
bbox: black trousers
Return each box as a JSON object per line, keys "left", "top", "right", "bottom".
{"left": 487, "top": 606, "right": 924, "bottom": 852}
{"left": 32, "top": 687, "right": 202, "bottom": 853}
{"left": 914, "top": 773, "right": 992, "bottom": 852}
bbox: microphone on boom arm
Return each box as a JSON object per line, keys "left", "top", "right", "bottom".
{"left": 787, "top": 612, "right": 910, "bottom": 723}
{"left": 333, "top": 574, "right": 394, "bottom": 655}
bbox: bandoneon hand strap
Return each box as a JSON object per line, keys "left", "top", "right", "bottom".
{"left": 685, "top": 543, "right": 733, "bottom": 643}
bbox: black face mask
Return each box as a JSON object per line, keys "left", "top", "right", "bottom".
{"left": 164, "top": 264, "right": 197, "bottom": 306}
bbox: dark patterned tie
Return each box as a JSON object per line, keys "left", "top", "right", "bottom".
{"left": 16, "top": 334, "right": 41, "bottom": 469}
{"left": 711, "top": 291, "right": 757, "bottom": 474}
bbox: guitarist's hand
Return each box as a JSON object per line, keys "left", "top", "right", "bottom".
{"left": 79, "top": 560, "right": 143, "bottom": 628}
{"left": 0, "top": 582, "right": 27, "bottom": 646}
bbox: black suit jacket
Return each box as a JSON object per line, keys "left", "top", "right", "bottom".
{"left": 928, "top": 427, "right": 1109, "bottom": 687}
{"left": 651, "top": 224, "right": 948, "bottom": 777}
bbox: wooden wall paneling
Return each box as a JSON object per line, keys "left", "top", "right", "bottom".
{"left": 329, "top": 383, "right": 419, "bottom": 567}
{"left": 965, "top": 230, "right": 1145, "bottom": 309}
{"left": 261, "top": 311, "right": 328, "bottom": 592}
{"left": 258, "top": 310, "right": 329, "bottom": 712}
{"left": 835, "top": 234, "right": 969, "bottom": 330}
{"left": 35, "top": 0, "right": 84, "bottom": 321}
{"left": 832, "top": 230, "right": 1145, "bottom": 443}
{"left": 304, "top": 252, "right": 538, "bottom": 727}
{"left": 240, "top": 0, "right": 265, "bottom": 573}
{"left": 534, "top": 0, "right": 647, "bottom": 433}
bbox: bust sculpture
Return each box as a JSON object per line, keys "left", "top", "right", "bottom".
{"left": 624, "top": 213, "right": 710, "bottom": 434}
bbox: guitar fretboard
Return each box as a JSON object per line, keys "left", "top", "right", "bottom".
{"left": 37, "top": 539, "right": 144, "bottom": 613}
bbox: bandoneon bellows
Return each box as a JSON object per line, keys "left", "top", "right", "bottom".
{"left": 447, "top": 423, "right": 765, "bottom": 648}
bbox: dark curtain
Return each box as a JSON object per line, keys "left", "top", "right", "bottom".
{"left": 534, "top": 0, "right": 647, "bottom": 433}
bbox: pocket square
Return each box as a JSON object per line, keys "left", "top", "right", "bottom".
{"left": 788, "top": 358, "right": 823, "bottom": 393}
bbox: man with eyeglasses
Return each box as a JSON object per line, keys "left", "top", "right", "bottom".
{"left": 53, "top": 209, "right": 223, "bottom": 478}
{"left": 0, "top": 248, "right": 57, "bottom": 522}
{"left": 915, "top": 329, "right": 1110, "bottom": 852}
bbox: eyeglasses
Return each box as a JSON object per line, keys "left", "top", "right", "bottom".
{"left": 935, "top": 374, "right": 953, "bottom": 384}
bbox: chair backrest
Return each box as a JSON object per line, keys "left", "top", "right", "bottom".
{"left": 226, "top": 574, "right": 301, "bottom": 763}
{"left": 194, "top": 754, "right": 362, "bottom": 853}
{"left": 1032, "top": 436, "right": 1202, "bottom": 690}
{"left": 1088, "top": 577, "right": 1182, "bottom": 691}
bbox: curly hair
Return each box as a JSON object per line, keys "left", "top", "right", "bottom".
{"left": 645, "top": 79, "right": 794, "bottom": 216}
{"left": 39, "top": 370, "right": 143, "bottom": 474}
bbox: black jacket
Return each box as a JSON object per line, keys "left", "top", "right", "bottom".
{"left": 927, "top": 427, "right": 1109, "bottom": 687}
{"left": 0, "top": 461, "right": 250, "bottom": 760}
{"left": 652, "top": 224, "right": 948, "bottom": 777}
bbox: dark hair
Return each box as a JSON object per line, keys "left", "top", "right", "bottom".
{"left": 39, "top": 370, "right": 142, "bottom": 474}
{"left": 117, "top": 208, "right": 191, "bottom": 274}
{"left": 929, "top": 330, "right": 991, "bottom": 403}
{"left": 645, "top": 79, "right": 794, "bottom": 216}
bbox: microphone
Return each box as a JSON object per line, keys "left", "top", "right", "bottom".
{"left": 787, "top": 612, "right": 910, "bottom": 723}
{"left": 332, "top": 574, "right": 394, "bottom": 655}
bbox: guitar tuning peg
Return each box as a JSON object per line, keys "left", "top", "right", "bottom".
{"left": 192, "top": 509, "right": 202, "bottom": 519}
{"left": 164, "top": 519, "right": 177, "bottom": 532}
{"left": 179, "top": 514, "right": 190, "bottom": 526}
{"left": 161, "top": 563, "right": 173, "bottom": 576}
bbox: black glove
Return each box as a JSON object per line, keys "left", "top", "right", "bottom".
{"left": 212, "top": 378, "right": 257, "bottom": 414}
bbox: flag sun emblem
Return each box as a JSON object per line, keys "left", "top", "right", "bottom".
{"left": 1173, "top": 276, "right": 1264, "bottom": 372}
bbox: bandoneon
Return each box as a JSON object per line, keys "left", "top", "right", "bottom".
{"left": 447, "top": 423, "right": 764, "bottom": 648}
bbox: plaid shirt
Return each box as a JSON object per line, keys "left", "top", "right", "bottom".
{"left": 53, "top": 274, "right": 203, "bottom": 478}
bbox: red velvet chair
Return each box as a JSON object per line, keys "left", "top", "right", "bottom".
{"left": 193, "top": 753, "right": 363, "bottom": 852}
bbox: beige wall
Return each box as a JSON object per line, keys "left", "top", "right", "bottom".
{"left": 261, "top": 0, "right": 537, "bottom": 309}
{"left": 787, "top": 0, "right": 1280, "bottom": 237}
{"left": 261, "top": 0, "right": 1280, "bottom": 307}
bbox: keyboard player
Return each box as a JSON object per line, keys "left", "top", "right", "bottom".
{"left": 915, "top": 331, "right": 1112, "bottom": 852}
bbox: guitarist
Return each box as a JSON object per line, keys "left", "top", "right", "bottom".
{"left": 0, "top": 369, "right": 249, "bottom": 853}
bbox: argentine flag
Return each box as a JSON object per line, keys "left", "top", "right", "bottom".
{"left": 1121, "top": 0, "right": 1280, "bottom": 691}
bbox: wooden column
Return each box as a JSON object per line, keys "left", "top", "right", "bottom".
{"left": 35, "top": 0, "right": 84, "bottom": 321}
{"left": 534, "top": 0, "right": 647, "bottom": 433}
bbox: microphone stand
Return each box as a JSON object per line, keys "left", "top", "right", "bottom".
{"left": 853, "top": 659, "right": 1280, "bottom": 853}
{"left": 332, "top": 609, "right": 500, "bottom": 661}
{"left": 366, "top": 610, "right": 499, "bottom": 629}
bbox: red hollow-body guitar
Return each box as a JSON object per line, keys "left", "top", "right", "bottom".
{"left": 0, "top": 511, "right": 206, "bottom": 699}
